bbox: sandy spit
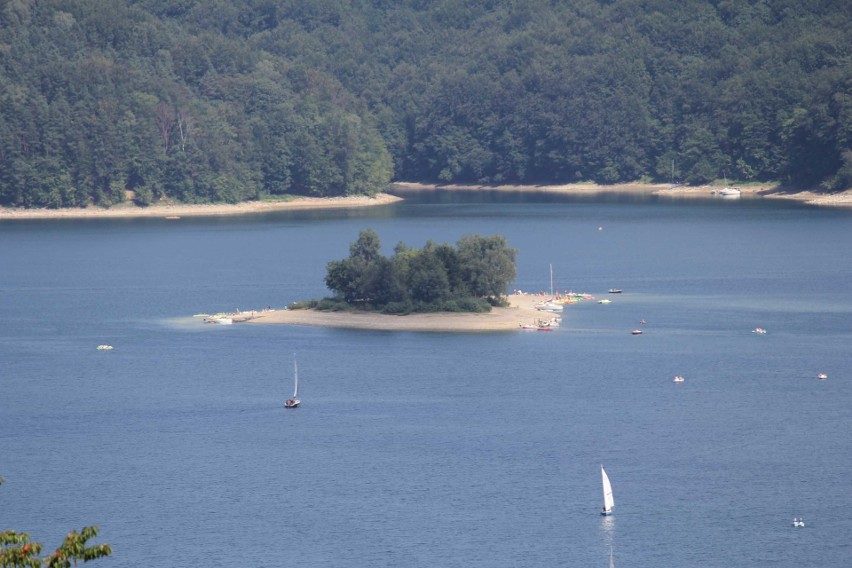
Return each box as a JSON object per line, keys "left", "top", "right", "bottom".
{"left": 241, "top": 294, "right": 561, "bottom": 333}
{"left": 0, "top": 193, "right": 403, "bottom": 220}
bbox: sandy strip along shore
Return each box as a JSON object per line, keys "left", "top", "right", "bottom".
{"left": 239, "top": 294, "right": 558, "bottom": 333}
{"left": 3, "top": 183, "right": 850, "bottom": 220}
{"left": 0, "top": 193, "right": 403, "bottom": 220}
{"left": 390, "top": 182, "right": 852, "bottom": 208}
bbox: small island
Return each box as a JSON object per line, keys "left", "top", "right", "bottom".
{"left": 239, "top": 229, "right": 564, "bottom": 332}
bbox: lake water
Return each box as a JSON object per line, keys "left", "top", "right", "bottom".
{"left": 1, "top": 192, "right": 850, "bottom": 567}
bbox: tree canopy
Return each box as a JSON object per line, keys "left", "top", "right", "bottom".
{"left": 322, "top": 229, "right": 516, "bottom": 313}
{"left": 1, "top": 1, "right": 850, "bottom": 208}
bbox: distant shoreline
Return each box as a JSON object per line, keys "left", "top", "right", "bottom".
{"left": 0, "top": 193, "right": 403, "bottom": 220}
{"left": 390, "top": 181, "right": 852, "bottom": 208}
{"left": 2, "top": 182, "right": 850, "bottom": 220}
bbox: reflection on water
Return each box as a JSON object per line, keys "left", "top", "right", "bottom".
{"left": 600, "top": 514, "right": 616, "bottom": 546}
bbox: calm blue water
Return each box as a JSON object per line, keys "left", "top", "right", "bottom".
{"left": 1, "top": 192, "right": 850, "bottom": 567}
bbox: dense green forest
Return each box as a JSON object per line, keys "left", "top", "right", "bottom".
{"left": 313, "top": 229, "right": 516, "bottom": 313}
{"left": 1, "top": 0, "right": 850, "bottom": 208}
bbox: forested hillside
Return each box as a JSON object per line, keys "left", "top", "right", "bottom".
{"left": 1, "top": 0, "right": 850, "bottom": 208}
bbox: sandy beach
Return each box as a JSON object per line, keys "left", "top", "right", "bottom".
{"left": 0, "top": 193, "right": 403, "bottom": 220}
{"left": 214, "top": 293, "right": 566, "bottom": 333}
{"left": 390, "top": 181, "right": 852, "bottom": 207}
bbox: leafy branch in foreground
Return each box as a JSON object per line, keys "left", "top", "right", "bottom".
{"left": 0, "top": 478, "right": 112, "bottom": 568}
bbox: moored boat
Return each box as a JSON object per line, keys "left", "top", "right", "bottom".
{"left": 536, "top": 301, "right": 564, "bottom": 312}
{"left": 520, "top": 323, "right": 553, "bottom": 331}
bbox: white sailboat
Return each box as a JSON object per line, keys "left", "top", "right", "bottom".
{"left": 284, "top": 356, "right": 300, "bottom": 408}
{"left": 536, "top": 264, "right": 564, "bottom": 312}
{"left": 719, "top": 172, "right": 741, "bottom": 197}
{"left": 601, "top": 465, "right": 614, "bottom": 516}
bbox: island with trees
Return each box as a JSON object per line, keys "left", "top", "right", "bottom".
{"left": 243, "top": 229, "right": 551, "bottom": 332}
{"left": 306, "top": 229, "right": 516, "bottom": 314}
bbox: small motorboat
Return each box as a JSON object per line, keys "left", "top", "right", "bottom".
{"left": 598, "top": 299, "right": 612, "bottom": 304}
{"left": 818, "top": 373, "right": 828, "bottom": 380}
{"left": 673, "top": 375, "right": 685, "bottom": 383}
{"left": 96, "top": 345, "right": 113, "bottom": 350}
{"left": 631, "top": 329, "right": 643, "bottom": 335}
{"left": 792, "top": 517, "right": 805, "bottom": 528}
{"left": 608, "top": 288, "right": 623, "bottom": 294}
{"left": 752, "top": 327, "right": 767, "bottom": 334}
{"left": 639, "top": 319, "right": 647, "bottom": 324}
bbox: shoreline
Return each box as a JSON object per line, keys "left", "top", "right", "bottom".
{"left": 3, "top": 182, "right": 850, "bottom": 220}
{"left": 0, "top": 193, "right": 403, "bottom": 220}
{"left": 389, "top": 181, "right": 852, "bottom": 208}
{"left": 210, "top": 294, "right": 566, "bottom": 333}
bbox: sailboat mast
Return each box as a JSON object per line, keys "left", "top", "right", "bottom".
{"left": 550, "top": 263, "right": 554, "bottom": 296}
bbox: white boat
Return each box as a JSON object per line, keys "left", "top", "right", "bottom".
{"left": 792, "top": 517, "right": 805, "bottom": 528}
{"left": 601, "top": 465, "right": 614, "bottom": 516}
{"left": 673, "top": 375, "right": 685, "bottom": 383}
{"left": 752, "top": 327, "right": 767, "bottom": 334}
{"left": 284, "top": 356, "right": 301, "bottom": 408}
{"left": 213, "top": 317, "right": 233, "bottom": 325}
{"left": 519, "top": 324, "right": 553, "bottom": 332}
{"left": 720, "top": 187, "right": 741, "bottom": 197}
{"left": 535, "top": 264, "right": 565, "bottom": 312}
{"left": 598, "top": 299, "right": 612, "bottom": 304}
{"left": 817, "top": 373, "right": 828, "bottom": 380}
{"left": 96, "top": 344, "right": 113, "bottom": 350}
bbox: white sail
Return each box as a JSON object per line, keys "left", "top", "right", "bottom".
{"left": 293, "top": 357, "right": 299, "bottom": 398}
{"left": 601, "top": 465, "right": 614, "bottom": 513}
